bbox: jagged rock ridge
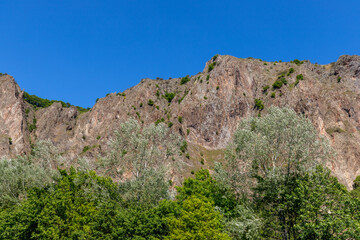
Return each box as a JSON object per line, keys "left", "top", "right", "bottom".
{"left": 1, "top": 54, "right": 360, "bottom": 188}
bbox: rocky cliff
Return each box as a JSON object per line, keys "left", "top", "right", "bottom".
{"left": 1, "top": 54, "right": 360, "bottom": 188}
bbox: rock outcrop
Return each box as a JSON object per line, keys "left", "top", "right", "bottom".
{"left": 0, "top": 75, "right": 29, "bottom": 157}
{"left": 1, "top": 54, "right": 360, "bottom": 188}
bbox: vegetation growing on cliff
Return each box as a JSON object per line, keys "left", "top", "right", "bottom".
{"left": 23, "top": 91, "right": 90, "bottom": 113}
{"left": 1, "top": 108, "right": 360, "bottom": 239}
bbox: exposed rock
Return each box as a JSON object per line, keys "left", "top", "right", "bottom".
{"left": 0, "top": 75, "right": 29, "bottom": 157}
{"left": 1, "top": 55, "right": 360, "bottom": 188}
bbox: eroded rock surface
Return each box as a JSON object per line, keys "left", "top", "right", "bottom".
{"left": 1, "top": 55, "right": 360, "bottom": 188}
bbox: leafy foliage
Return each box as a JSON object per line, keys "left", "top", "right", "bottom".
{"left": 291, "top": 59, "right": 304, "bottom": 65}
{"left": 100, "top": 119, "right": 182, "bottom": 205}
{"left": 163, "top": 91, "right": 176, "bottom": 103}
{"left": 1, "top": 106, "right": 359, "bottom": 239}
{"left": 148, "top": 99, "right": 154, "bottom": 106}
{"left": 23, "top": 92, "right": 89, "bottom": 112}
{"left": 272, "top": 80, "right": 283, "bottom": 89}
{"left": 0, "top": 141, "right": 62, "bottom": 209}
{"left": 215, "top": 107, "right": 360, "bottom": 239}
{"left": 208, "top": 62, "right": 216, "bottom": 72}
{"left": 254, "top": 99, "right": 264, "bottom": 110}
{"left": 180, "top": 75, "right": 190, "bottom": 85}
{"left": 166, "top": 196, "right": 231, "bottom": 240}
{"left": 262, "top": 85, "right": 270, "bottom": 93}
{"left": 296, "top": 74, "right": 304, "bottom": 80}
{"left": 224, "top": 107, "right": 330, "bottom": 195}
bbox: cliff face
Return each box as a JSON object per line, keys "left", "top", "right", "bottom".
{"left": 0, "top": 75, "right": 29, "bottom": 157}
{"left": 1, "top": 55, "right": 360, "bottom": 188}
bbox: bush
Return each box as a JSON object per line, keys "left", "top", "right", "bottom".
{"left": 262, "top": 85, "right": 270, "bottom": 93}
{"left": 23, "top": 92, "right": 89, "bottom": 113}
{"left": 82, "top": 145, "right": 90, "bottom": 153}
{"left": 168, "top": 122, "right": 173, "bottom": 128}
{"left": 337, "top": 76, "right": 342, "bottom": 83}
{"left": 180, "top": 76, "right": 190, "bottom": 85}
{"left": 163, "top": 92, "right": 176, "bottom": 103}
{"left": 180, "top": 141, "right": 188, "bottom": 153}
{"left": 280, "top": 77, "right": 287, "bottom": 85}
{"left": 208, "top": 62, "right": 216, "bottom": 72}
{"left": 155, "top": 118, "right": 165, "bottom": 126}
{"left": 148, "top": 99, "right": 154, "bottom": 106}
{"left": 178, "top": 116, "right": 183, "bottom": 124}
{"left": 271, "top": 92, "right": 275, "bottom": 98}
{"left": 296, "top": 74, "right": 304, "bottom": 80}
{"left": 288, "top": 68, "right": 295, "bottom": 75}
{"left": 212, "top": 54, "right": 219, "bottom": 61}
{"left": 23, "top": 92, "right": 68, "bottom": 109}
{"left": 28, "top": 118, "right": 37, "bottom": 132}
{"left": 206, "top": 75, "right": 210, "bottom": 80}
{"left": 254, "top": 99, "right": 264, "bottom": 110}
{"left": 272, "top": 80, "right": 283, "bottom": 89}
{"left": 178, "top": 90, "right": 189, "bottom": 104}
{"left": 292, "top": 59, "right": 304, "bottom": 65}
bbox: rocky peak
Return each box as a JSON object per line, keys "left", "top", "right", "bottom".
{"left": 1, "top": 55, "right": 360, "bottom": 188}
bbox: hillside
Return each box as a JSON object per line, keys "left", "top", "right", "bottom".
{"left": 1, "top": 54, "right": 360, "bottom": 188}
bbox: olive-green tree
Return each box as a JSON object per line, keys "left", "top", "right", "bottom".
{"left": 0, "top": 140, "right": 62, "bottom": 209}
{"left": 100, "top": 119, "right": 183, "bottom": 205}
{"left": 217, "top": 107, "right": 338, "bottom": 239}
{"left": 223, "top": 106, "right": 331, "bottom": 197}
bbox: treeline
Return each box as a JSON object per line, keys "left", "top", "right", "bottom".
{"left": 1, "top": 108, "right": 360, "bottom": 239}
{"left": 23, "top": 91, "right": 90, "bottom": 113}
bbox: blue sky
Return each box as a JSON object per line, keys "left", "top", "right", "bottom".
{"left": 0, "top": 0, "right": 359, "bottom": 108}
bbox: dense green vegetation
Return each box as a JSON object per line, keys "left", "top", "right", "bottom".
{"left": 291, "top": 59, "right": 304, "bottom": 65}
{"left": 23, "top": 92, "right": 90, "bottom": 113}
{"left": 162, "top": 92, "right": 176, "bottom": 103}
{"left": 272, "top": 80, "right": 283, "bottom": 89}
{"left": 262, "top": 85, "right": 270, "bottom": 93}
{"left": 180, "top": 75, "right": 190, "bottom": 85}
{"left": 208, "top": 62, "right": 216, "bottom": 72}
{"left": 1, "top": 107, "right": 360, "bottom": 239}
{"left": 254, "top": 98, "right": 264, "bottom": 110}
{"left": 148, "top": 99, "right": 154, "bottom": 106}
{"left": 296, "top": 74, "right": 304, "bottom": 80}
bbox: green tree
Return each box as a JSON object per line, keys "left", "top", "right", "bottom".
{"left": 224, "top": 107, "right": 330, "bottom": 197}
{"left": 100, "top": 119, "right": 183, "bottom": 205}
{"left": 218, "top": 106, "right": 360, "bottom": 239}
{"left": 351, "top": 175, "right": 360, "bottom": 199}
{"left": 218, "top": 107, "right": 340, "bottom": 239}
{"left": 166, "top": 196, "right": 231, "bottom": 240}
{"left": 176, "top": 169, "right": 236, "bottom": 213}
{"left": 0, "top": 168, "right": 121, "bottom": 240}
{"left": 0, "top": 141, "right": 62, "bottom": 209}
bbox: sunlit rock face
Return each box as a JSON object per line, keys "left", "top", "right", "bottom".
{"left": 2, "top": 55, "right": 360, "bottom": 188}
{"left": 0, "top": 75, "right": 29, "bottom": 157}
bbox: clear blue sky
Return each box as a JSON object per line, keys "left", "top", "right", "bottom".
{"left": 0, "top": 0, "right": 359, "bottom": 108}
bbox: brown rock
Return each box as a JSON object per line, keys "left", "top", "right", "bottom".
{"left": 2, "top": 55, "right": 360, "bottom": 188}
